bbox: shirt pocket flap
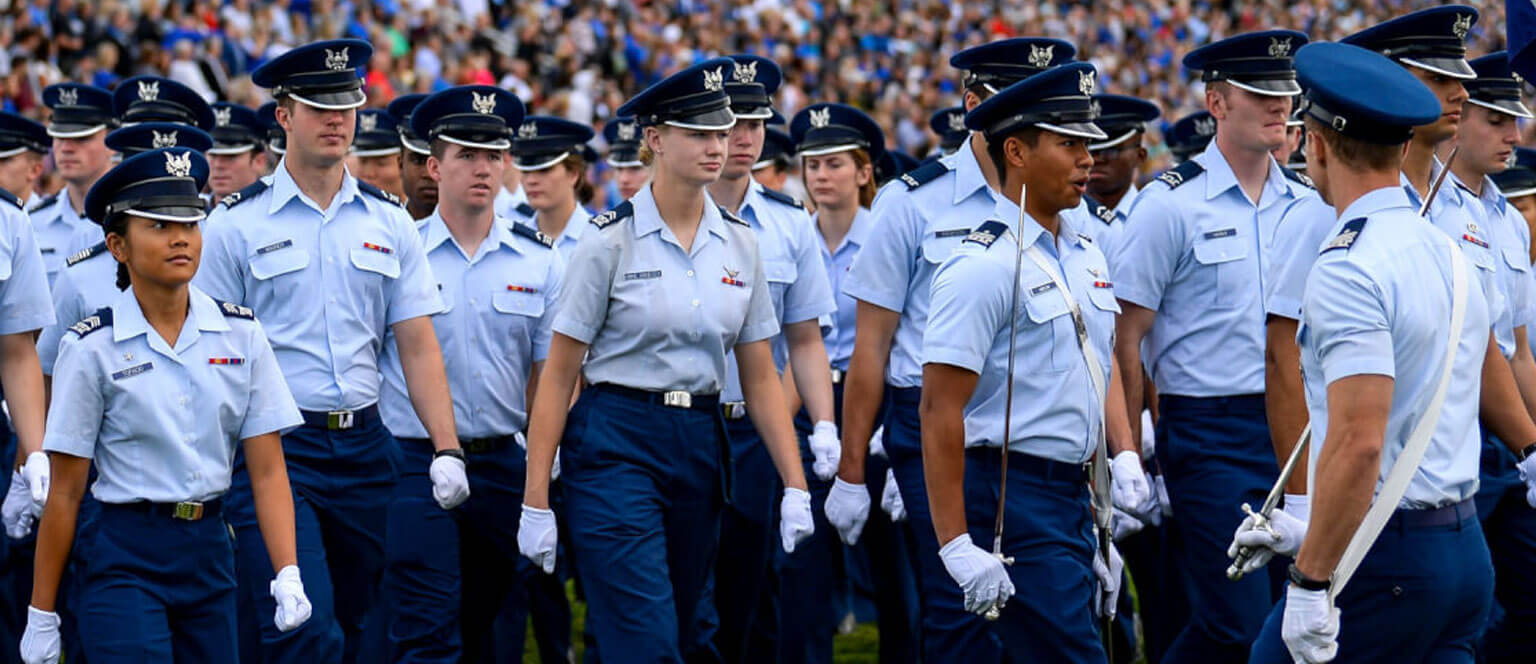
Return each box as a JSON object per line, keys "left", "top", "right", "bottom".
{"left": 1192, "top": 228, "right": 1247, "bottom": 265}
{"left": 1024, "top": 279, "right": 1071, "bottom": 324}
{"left": 1462, "top": 242, "right": 1496, "bottom": 271}
{"left": 1503, "top": 247, "right": 1530, "bottom": 273}
{"left": 1087, "top": 286, "right": 1121, "bottom": 313}
{"left": 349, "top": 247, "right": 402, "bottom": 279}
{"left": 920, "top": 228, "right": 971, "bottom": 264}
{"left": 247, "top": 243, "right": 309, "bottom": 280}
{"left": 764, "top": 259, "right": 797, "bottom": 284}
{"left": 493, "top": 290, "right": 545, "bottom": 317}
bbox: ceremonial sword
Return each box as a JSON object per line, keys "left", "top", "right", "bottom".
{"left": 983, "top": 183, "right": 1027, "bottom": 621}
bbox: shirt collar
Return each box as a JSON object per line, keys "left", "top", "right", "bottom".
{"left": 1337, "top": 185, "right": 1415, "bottom": 221}
{"left": 422, "top": 211, "right": 524, "bottom": 258}
{"left": 845, "top": 206, "right": 875, "bottom": 249}
{"left": 559, "top": 205, "right": 591, "bottom": 244}
{"left": 631, "top": 184, "right": 730, "bottom": 243}
{"left": 1114, "top": 183, "right": 1138, "bottom": 217}
{"left": 267, "top": 157, "right": 363, "bottom": 216}
{"left": 952, "top": 140, "right": 993, "bottom": 205}
{"left": 1197, "top": 140, "right": 1295, "bottom": 203}
{"left": 1448, "top": 169, "right": 1505, "bottom": 208}
{"left": 989, "top": 194, "right": 1087, "bottom": 253}
{"left": 111, "top": 285, "right": 230, "bottom": 348}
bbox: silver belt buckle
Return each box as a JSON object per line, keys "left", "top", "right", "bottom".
{"left": 662, "top": 391, "right": 693, "bottom": 409}
{"left": 172, "top": 501, "right": 205, "bottom": 521}
{"left": 829, "top": 368, "right": 844, "bottom": 385}
{"left": 723, "top": 402, "right": 748, "bottom": 420}
{"left": 327, "top": 410, "right": 356, "bottom": 430}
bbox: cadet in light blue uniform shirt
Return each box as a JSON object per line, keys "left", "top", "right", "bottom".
{"left": 1111, "top": 29, "right": 1315, "bottom": 663}
{"left": 1074, "top": 93, "right": 1160, "bottom": 262}
{"left": 1239, "top": 43, "right": 1496, "bottom": 663}
{"left": 21, "top": 147, "right": 311, "bottom": 664}
{"left": 193, "top": 39, "right": 456, "bottom": 664}
{"left": 518, "top": 58, "right": 813, "bottom": 663}
{"left": 509, "top": 115, "right": 595, "bottom": 260}
{"left": 835, "top": 37, "right": 1074, "bottom": 660}
{"left": 31, "top": 84, "right": 114, "bottom": 285}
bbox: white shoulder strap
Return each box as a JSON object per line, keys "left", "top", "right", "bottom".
{"left": 1330, "top": 233, "right": 1468, "bottom": 597}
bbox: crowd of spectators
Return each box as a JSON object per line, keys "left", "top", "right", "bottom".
{"left": 0, "top": 0, "right": 1526, "bottom": 177}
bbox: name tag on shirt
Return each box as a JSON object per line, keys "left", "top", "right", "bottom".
{"left": 1203, "top": 228, "right": 1237, "bottom": 240}
{"left": 256, "top": 239, "right": 293, "bottom": 255}
{"left": 39, "top": 247, "right": 55, "bottom": 255}
{"left": 624, "top": 270, "right": 662, "bottom": 281}
{"left": 1030, "top": 283, "right": 1058, "bottom": 295}
{"left": 935, "top": 228, "right": 969, "bottom": 238}
{"left": 111, "top": 362, "right": 154, "bottom": 380}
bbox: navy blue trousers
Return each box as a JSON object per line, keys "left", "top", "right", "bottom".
{"left": 561, "top": 386, "right": 726, "bottom": 663}
{"left": 1116, "top": 466, "right": 1188, "bottom": 664}
{"left": 1476, "top": 431, "right": 1536, "bottom": 663}
{"left": 229, "top": 415, "right": 401, "bottom": 664}
{"left": 0, "top": 423, "right": 88, "bottom": 664}
{"left": 78, "top": 502, "right": 238, "bottom": 663}
{"left": 705, "top": 415, "right": 781, "bottom": 664}
{"left": 1249, "top": 501, "right": 1492, "bottom": 663}
{"left": 886, "top": 386, "right": 1003, "bottom": 662}
{"left": 1156, "top": 394, "right": 1278, "bottom": 663}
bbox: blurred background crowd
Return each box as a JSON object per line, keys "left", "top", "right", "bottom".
{"left": 0, "top": 0, "right": 1528, "bottom": 196}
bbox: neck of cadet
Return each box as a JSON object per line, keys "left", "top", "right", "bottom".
{"left": 135, "top": 281, "right": 191, "bottom": 348}
{"left": 284, "top": 150, "right": 347, "bottom": 210}
{"left": 441, "top": 197, "right": 495, "bottom": 255}
{"left": 1004, "top": 173, "right": 1060, "bottom": 239}
{"left": 1402, "top": 134, "right": 1442, "bottom": 198}
{"left": 706, "top": 170, "right": 751, "bottom": 216}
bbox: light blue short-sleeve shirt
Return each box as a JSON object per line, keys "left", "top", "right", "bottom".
{"left": 25, "top": 189, "right": 92, "bottom": 285}
{"left": 43, "top": 286, "right": 303, "bottom": 504}
{"left": 818, "top": 206, "right": 875, "bottom": 371}
{"left": 1456, "top": 173, "right": 1532, "bottom": 357}
{"left": 37, "top": 243, "right": 116, "bottom": 375}
{"left": 0, "top": 198, "right": 54, "bottom": 335}
{"left": 1403, "top": 168, "right": 1505, "bottom": 351}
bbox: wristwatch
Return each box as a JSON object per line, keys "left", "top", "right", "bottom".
{"left": 434, "top": 448, "right": 467, "bottom": 462}
{"left": 1288, "top": 563, "right": 1331, "bottom": 592}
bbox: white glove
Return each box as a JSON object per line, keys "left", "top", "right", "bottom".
{"left": 1140, "top": 410, "right": 1155, "bottom": 457}
{"left": 429, "top": 453, "right": 470, "bottom": 510}
{"left": 519, "top": 504, "right": 559, "bottom": 574}
{"left": 4, "top": 471, "right": 37, "bottom": 539}
{"left": 268, "top": 565, "right": 312, "bottom": 632}
{"left": 1282, "top": 584, "right": 1340, "bottom": 663}
{"left": 515, "top": 432, "right": 559, "bottom": 481}
{"left": 824, "top": 478, "right": 870, "bottom": 545}
{"left": 1227, "top": 506, "right": 1308, "bottom": 576}
{"left": 1092, "top": 539, "right": 1124, "bottom": 619}
{"left": 868, "top": 426, "right": 886, "bottom": 458}
{"left": 939, "top": 534, "right": 1015, "bottom": 615}
{"left": 880, "top": 468, "right": 906, "bottom": 522}
{"left": 1154, "top": 474, "right": 1172, "bottom": 518}
{"left": 19, "top": 606, "right": 60, "bottom": 664}
{"left": 22, "top": 452, "right": 48, "bottom": 510}
{"left": 1110, "top": 450, "right": 1153, "bottom": 518}
{"left": 780, "top": 487, "right": 815, "bottom": 553}
{"left": 1110, "top": 506, "right": 1143, "bottom": 541}
{"left": 1518, "top": 453, "right": 1536, "bottom": 508}
{"left": 809, "top": 421, "right": 841, "bottom": 481}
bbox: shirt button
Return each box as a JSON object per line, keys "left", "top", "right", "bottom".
{"left": 692, "top": 299, "right": 700, "bottom": 307}
{"left": 687, "top": 270, "right": 695, "bottom": 277}
{"left": 470, "top": 299, "right": 478, "bottom": 306}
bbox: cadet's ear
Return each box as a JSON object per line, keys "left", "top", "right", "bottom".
{"left": 644, "top": 126, "right": 664, "bottom": 158}
{"left": 426, "top": 154, "right": 442, "bottom": 183}
{"left": 1005, "top": 134, "right": 1030, "bottom": 170}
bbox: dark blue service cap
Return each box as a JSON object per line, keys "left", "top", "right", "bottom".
{"left": 617, "top": 57, "right": 737, "bottom": 131}
{"left": 723, "top": 55, "right": 782, "bottom": 120}
{"left": 768, "top": 109, "right": 787, "bottom": 128}
{"left": 84, "top": 147, "right": 210, "bottom": 227}
{"left": 208, "top": 103, "right": 263, "bottom": 155}
{"left": 950, "top": 38, "right": 1077, "bottom": 91}
{"left": 1295, "top": 42, "right": 1440, "bottom": 145}
{"left": 1341, "top": 5, "right": 1478, "bottom": 79}
{"left": 791, "top": 103, "right": 885, "bottom": 159}
{"left": 1088, "top": 94, "right": 1161, "bottom": 151}
{"left": 105, "top": 122, "right": 213, "bottom": 156}
{"left": 387, "top": 93, "right": 430, "bottom": 155}
{"left": 603, "top": 116, "right": 642, "bottom": 167}
{"left": 1465, "top": 51, "right": 1533, "bottom": 119}
{"left": 0, "top": 112, "right": 51, "bottom": 157}
{"left": 929, "top": 106, "right": 967, "bottom": 152}
{"left": 1167, "top": 111, "right": 1216, "bottom": 161}
{"left": 411, "top": 85, "right": 525, "bottom": 152}
{"left": 257, "top": 102, "right": 285, "bottom": 155}
{"left": 511, "top": 116, "right": 596, "bottom": 171}
{"left": 964, "top": 61, "right": 1107, "bottom": 141}
{"left": 876, "top": 149, "right": 920, "bottom": 185}
{"left": 1183, "top": 30, "right": 1307, "bottom": 97}
{"left": 42, "top": 83, "right": 114, "bottom": 138}
{"left": 754, "top": 128, "right": 795, "bottom": 171}
{"left": 1493, "top": 147, "right": 1536, "bottom": 198}
{"left": 114, "top": 76, "right": 215, "bottom": 131}
{"left": 251, "top": 39, "right": 372, "bottom": 110}
{"left": 353, "top": 109, "right": 401, "bottom": 157}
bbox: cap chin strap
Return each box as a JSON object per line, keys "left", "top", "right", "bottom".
{"left": 206, "top": 144, "right": 259, "bottom": 156}
{"left": 663, "top": 118, "right": 737, "bottom": 132}
{"left": 797, "top": 144, "right": 861, "bottom": 158}
{"left": 607, "top": 156, "right": 644, "bottom": 168}
{"left": 126, "top": 208, "right": 207, "bottom": 223}
{"left": 436, "top": 134, "right": 510, "bottom": 151}
{"left": 351, "top": 146, "right": 403, "bottom": 158}
{"left": 47, "top": 125, "right": 107, "bottom": 139}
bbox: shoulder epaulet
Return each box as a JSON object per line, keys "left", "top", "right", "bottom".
{"left": 0, "top": 186, "right": 21, "bottom": 211}
{"left": 514, "top": 202, "right": 536, "bottom": 218}
{"left": 358, "top": 181, "right": 403, "bottom": 207}
{"left": 1320, "top": 217, "right": 1367, "bottom": 255}
{"left": 27, "top": 192, "right": 58, "bottom": 213}
{"left": 1082, "top": 195, "right": 1116, "bottom": 224}
{"left": 1155, "top": 160, "right": 1205, "bottom": 190}
{"left": 512, "top": 222, "right": 555, "bottom": 248}
{"left": 589, "top": 201, "right": 634, "bottom": 229}
{"left": 898, "top": 160, "right": 951, "bottom": 190}
{"left": 69, "top": 307, "right": 113, "bottom": 337}
{"left": 1281, "top": 166, "right": 1314, "bottom": 189}
{"left": 219, "top": 180, "right": 269, "bottom": 209}
{"left": 758, "top": 187, "right": 805, "bottom": 209}
{"left": 215, "top": 300, "right": 255, "bottom": 319}
{"left": 962, "top": 220, "right": 1009, "bottom": 249}
{"left": 66, "top": 241, "right": 108, "bottom": 267}
{"left": 718, "top": 205, "right": 749, "bottom": 227}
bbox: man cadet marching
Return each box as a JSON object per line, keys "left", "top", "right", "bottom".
{"left": 922, "top": 61, "right": 1142, "bottom": 663}
{"left": 1237, "top": 42, "right": 1496, "bottom": 664}
{"left": 207, "top": 102, "right": 268, "bottom": 204}
{"left": 1075, "top": 93, "right": 1160, "bottom": 256}
{"left": 1110, "top": 29, "right": 1319, "bottom": 663}
{"left": 31, "top": 84, "right": 114, "bottom": 285}
{"left": 387, "top": 94, "right": 438, "bottom": 222}
{"left": 827, "top": 37, "right": 1075, "bottom": 660}
{"left": 194, "top": 39, "right": 456, "bottom": 664}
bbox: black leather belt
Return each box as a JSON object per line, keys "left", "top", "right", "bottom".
{"left": 300, "top": 404, "right": 380, "bottom": 431}
{"left": 592, "top": 383, "right": 721, "bottom": 412}
{"left": 104, "top": 497, "right": 223, "bottom": 521}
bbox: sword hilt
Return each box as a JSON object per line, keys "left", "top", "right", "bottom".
{"left": 982, "top": 552, "right": 1015, "bottom": 621}
{"left": 1226, "top": 502, "right": 1278, "bottom": 580}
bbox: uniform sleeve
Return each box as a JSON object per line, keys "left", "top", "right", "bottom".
{"left": 237, "top": 322, "right": 303, "bottom": 439}
{"left": 1507, "top": 208, "right": 1533, "bottom": 329}
{"left": 738, "top": 239, "right": 781, "bottom": 344}
{"left": 779, "top": 210, "right": 837, "bottom": 325}
{"left": 42, "top": 334, "right": 103, "bottom": 459}
{"left": 384, "top": 207, "right": 446, "bottom": 325}
{"left": 1304, "top": 255, "right": 1394, "bottom": 384}
{"left": 1112, "top": 189, "right": 1184, "bottom": 311}
{"left": 0, "top": 209, "right": 54, "bottom": 335}
{"left": 844, "top": 186, "right": 921, "bottom": 312}
{"left": 532, "top": 250, "right": 565, "bottom": 362}
{"left": 1266, "top": 196, "right": 1337, "bottom": 320}
{"left": 36, "top": 268, "right": 83, "bottom": 375}
{"left": 193, "top": 213, "right": 248, "bottom": 303}
{"left": 551, "top": 227, "right": 617, "bottom": 344}
{"left": 924, "top": 249, "right": 1007, "bottom": 374}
